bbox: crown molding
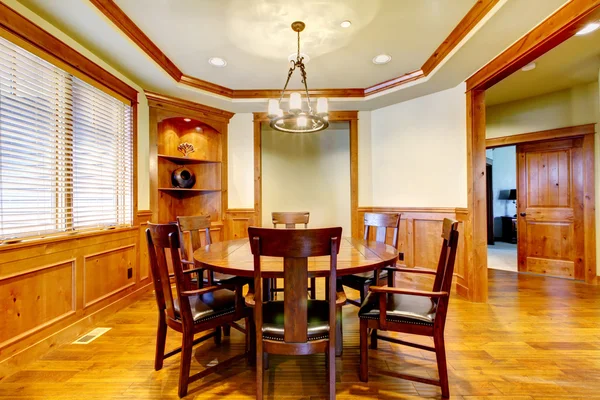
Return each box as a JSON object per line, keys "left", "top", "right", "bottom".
{"left": 145, "top": 91, "right": 235, "bottom": 121}
{"left": 89, "top": 0, "right": 500, "bottom": 99}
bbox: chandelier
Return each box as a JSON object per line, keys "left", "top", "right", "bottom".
{"left": 267, "top": 21, "right": 329, "bottom": 133}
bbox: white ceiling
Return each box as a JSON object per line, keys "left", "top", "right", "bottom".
{"left": 486, "top": 27, "right": 600, "bottom": 105}
{"left": 112, "top": 0, "right": 475, "bottom": 90}
{"left": 15, "top": 0, "right": 570, "bottom": 112}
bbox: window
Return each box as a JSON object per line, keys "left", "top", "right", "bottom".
{"left": 0, "top": 36, "right": 133, "bottom": 240}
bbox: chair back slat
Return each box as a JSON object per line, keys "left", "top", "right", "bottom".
{"left": 284, "top": 257, "right": 309, "bottom": 342}
{"left": 146, "top": 223, "right": 182, "bottom": 321}
{"left": 363, "top": 212, "right": 400, "bottom": 248}
{"left": 432, "top": 218, "right": 460, "bottom": 293}
{"left": 272, "top": 211, "right": 310, "bottom": 228}
{"left": 177, "top": 215, "right": 212, "bottom": 261}
{"left": 248, "top": 227, "right": 341, "bottom": 345}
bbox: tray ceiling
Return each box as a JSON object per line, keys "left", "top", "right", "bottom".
{"left": 14, "top": 0, "right": 570, "bottom": 111}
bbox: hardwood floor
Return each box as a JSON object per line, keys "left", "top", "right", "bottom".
{"left": 1, "top": 269, "right": 600, "bottom": 399}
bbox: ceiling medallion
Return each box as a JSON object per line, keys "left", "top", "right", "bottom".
{"left": 267, "top": 21, "right": 329, "bottom": 133}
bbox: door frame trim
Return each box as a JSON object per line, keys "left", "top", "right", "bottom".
{"left": 464, "top": 0, "right": 600, "bottom": 301}
{"left": 486, "top": 124, "right": 596, "bottom": 149}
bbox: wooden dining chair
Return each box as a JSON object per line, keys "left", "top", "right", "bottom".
{"left": 247, "top": 227, "right": 344, "bottom": 400}
{"left": 358, "top": 218, "right": 459, "bottom": 399}
{"left": 146, "top": 222, "right": 250, "bottom": 398}
{"left": 340, "top": 212, "right": 400, "bottom": 306}
{"left": 270, "top": 211, "right": 316, "bottom": 300}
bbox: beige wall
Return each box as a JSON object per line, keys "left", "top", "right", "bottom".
{"left": 366, "top": 83, "right": 468, "bottom": 207}
{"left": 261, "top": 123, "right": 351, "bottom": 234}
{"left": 227, "top": 113, "right": 254, "bottom": 209}
{"left": 7, "top": 0, "right": 151, "bottom": 210}
{"left": 486, "top": 80, "right": 600, "bottom": 274}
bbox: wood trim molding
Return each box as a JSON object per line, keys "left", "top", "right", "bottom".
{"left": 582, "top": 134, "right": 597, "bottom": 284}
{"left": 89, "top": 0, "right": 499, "bottom": 99}
{"left": 144, "top": 91, "right": 234, "bottom": 122}
{"left": 467, "top": 0, "right": 600, "bottom": 91}
{"left": 486, "top": 124, "right": 597, "bottom": 148}
{"left": 253, "top": 111, "right": 359, "bottom": 235}
{"left": 0, "top": 2, "right": 137, "bottom": 102}
{"left": 465, "top": 0, "right": 600, "bottom": 303}
{"left": 358, "top": 207, "right": 469, "bottom": 214}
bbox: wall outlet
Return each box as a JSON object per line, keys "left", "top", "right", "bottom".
{"left": 398, "top": 252, "right": 404, "bottom": 261}
{"left": 127, "top": 267, "right": 133, "bottom": 279}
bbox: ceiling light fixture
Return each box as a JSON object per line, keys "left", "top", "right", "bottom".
{"left": 372, "top": 54, "right": 392, "bottom": 65}
{"left": 576, "top": 22, "right": 600, "bottom": 36}
{"left": 267, "top": 21, "right": 329, "bottom": 133}
{"left": 340, "top": 20, "right": 352, "bottom": 28}
{"left": 183, "top": 118, "right": 191, "bottom": 122}
{"left": 521, "top": 62, "right": 536, "bottom": 72}
{"left": 288, "top": 52, "right": 310, "bottom": 63}
{"left": 208, "top": 57, "right": 227, "bottom": 67}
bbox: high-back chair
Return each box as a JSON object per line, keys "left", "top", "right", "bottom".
{"left": 247, "top": 227, "right": 343, "bottom": 400}
{"left": 270, "top": 211, "right": 315, "bottom": 300}
{"left": 176, "top": 215, "right": 242, "bottom": 287}
{"left": 146, "top": 222, "right": 249, "bottom": 398}
{"left": 341, "top": 212, "right": 400, "bottom": 306}
{"left": 358, "top": 218, "right": 460, "bottom": 399}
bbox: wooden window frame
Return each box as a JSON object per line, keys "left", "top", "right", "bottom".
{"left": 0, "top": 3, "right": 140, "bottom": 242}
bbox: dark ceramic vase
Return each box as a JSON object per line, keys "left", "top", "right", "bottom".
{"left": 171, "top": 167, "right": 196, "bottom": 188}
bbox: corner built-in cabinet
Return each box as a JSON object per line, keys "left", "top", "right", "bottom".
{"left": 147, "top": 92, "right": 234, "bottom": 242}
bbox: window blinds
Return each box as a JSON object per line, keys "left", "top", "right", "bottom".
{"left": 0, "top": 36, "right": 133, "bottom": 241}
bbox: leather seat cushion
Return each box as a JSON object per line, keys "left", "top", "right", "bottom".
{"left": 358, "top": 292, "right": 436, "bottom": 326}
{"left": 262, "top": 300, "right": 330, "bottom": 341}
{"left": 173, "top": 289, "right": 236, "bottom": 323}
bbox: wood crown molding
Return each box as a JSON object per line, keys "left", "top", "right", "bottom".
{"left": 467, "top": 0, "right": 600, "bottom": 91}
{"left": 0, "top": 2, "right": 137, "bottom": 102}
{"left": 253, "top": 110, "right": 358, "bottom": 122}
{"left": 89, "top": 0, "right": 500, "bottom": 99}
{"left": 486, "top": 124, "right": 597, "bottom": 148}
{"left": 145, "top": 91, "right": 235, "bottom": 122}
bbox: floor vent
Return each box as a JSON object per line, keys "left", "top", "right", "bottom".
{"left": 73, "top": 327, "right": 111, "bottom": 344}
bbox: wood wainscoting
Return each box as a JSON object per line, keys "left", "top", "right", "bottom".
{"left": 357, "top": 207, "right": 468, "bottom": 298}
{"left": 224, "top": 209, "right": 258, "bottom": 240}
{"left": 0, "top": 210, "right": 154, "bottom": 378}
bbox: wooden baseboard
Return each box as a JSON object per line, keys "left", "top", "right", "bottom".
{"left": 0, "top": 282, "right": 153, "bottom": 379}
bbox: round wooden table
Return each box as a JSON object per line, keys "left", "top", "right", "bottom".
{"left": 194, "top": 236, "right": 398, "bottom": 357}
{"left": 193, "top": 236, "right": 399, "bottom": 278}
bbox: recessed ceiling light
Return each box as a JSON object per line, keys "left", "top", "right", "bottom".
{"left": 521, "top": 62, "right": 536, "bottom": 72}
{"left": 372, "top": 54, "right": 392, "bottom": 65}
{"left": 183, "top": 118, "right": 191, "bottom": 122}
{"left": 288, "top": 52, "right": 310, "bottom": 63}
{"left": 208, "top": 57, "right": 227, "bottom": 67}
{"left": 576, "top": 22, "right": 600, "bottom": 36}
{"left": 340, "top": 20, "right": 352, "bottom": 28}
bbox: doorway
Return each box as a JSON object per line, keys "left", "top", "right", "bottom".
{"left": 486, "top": 146, "right": 518, "bottom": 273}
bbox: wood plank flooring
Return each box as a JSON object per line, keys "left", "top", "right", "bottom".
{"left": 1, "top": 269, "right": 600, "bottom": 399}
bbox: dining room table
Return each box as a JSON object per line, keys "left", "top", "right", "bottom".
{"left": 193, "top": 236, "right": 399, "bottom": 355}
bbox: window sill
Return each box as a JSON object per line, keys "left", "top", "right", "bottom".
{"left": 0, "top": 226, "right": 138, "bottom": 251}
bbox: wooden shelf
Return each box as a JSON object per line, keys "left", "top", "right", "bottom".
{"left": 157, "top": 154, "right": 221, "bottom": 164}
{"left": 158, "top": 188, "right": 221, "bottom": 193}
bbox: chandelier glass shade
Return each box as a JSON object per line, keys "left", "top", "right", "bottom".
{"left": 267, "top": 21, "right": 329, "bottom": 133}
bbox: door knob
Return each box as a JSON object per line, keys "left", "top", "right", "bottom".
{"left": 519, "top": 212, "right": 526, "bottom": 217}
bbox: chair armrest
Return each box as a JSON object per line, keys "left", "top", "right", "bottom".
{"left": 369, "top": 286, "right": 448, "bottom": 298}
{"left": 182, "top": 267, "right": 204, "bottom": 275}
{"left": 384, "top": 266, "right": 437, "bottom": 275}
{"left": 335, "top": 290, "right": 347, "bottom": 306}
{"left": 181, "top": 259, "right": 195, "bottom": 266}
{"left": 180, "top": 285, "right": 222, "bottom": 297}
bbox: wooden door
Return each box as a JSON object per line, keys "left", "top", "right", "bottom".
{"left": 517, "top": 138, "right": 584, "bottom": 280}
